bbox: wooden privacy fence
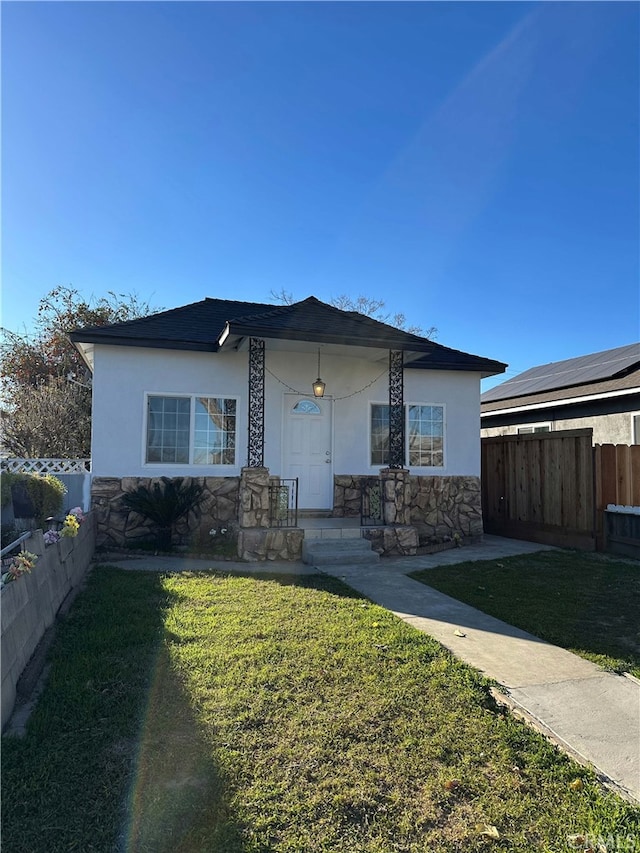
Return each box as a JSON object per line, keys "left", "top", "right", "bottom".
{"left": 595, "top": 443, "right": 640, "bottom": 507}
{"left": 481, "top": 431, "right": 640, "bottom": 551}
{"left": 594, "top": 443, "right": 640, "bottom": 550}
{"left": 481, "top": 430, "right": 595, "bottom": 549}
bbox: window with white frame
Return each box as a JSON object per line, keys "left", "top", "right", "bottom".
{"left": 370, "top": 403, "right": 444, "bottom": 467}
{"left": 517, "top": 423, "right": 551, "bottom": 435}
{"left": 146, "top": 395, "right": 237, "bottom": 465}
{"left": 370, "top": 404, "right": 390, "bottom": 466}
{"left": 408, "top": 404, "right": 444, "bottom": 466}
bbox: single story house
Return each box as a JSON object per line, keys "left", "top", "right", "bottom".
{"left": 481, "top": 343, "right": 640, "bottom": 445}
{"left": 71, "top": 296, "right": 506, "bottom": 558}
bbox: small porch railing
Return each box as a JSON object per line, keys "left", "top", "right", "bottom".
{"left": 269, "top": 478, "right": 298, "bottom": 528}
{"left": 361, "top": 479, "right": 383, "bottom": 526}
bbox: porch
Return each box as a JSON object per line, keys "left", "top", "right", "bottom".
{"left": 90, "top": 471, "right": 483, "bottom": 561}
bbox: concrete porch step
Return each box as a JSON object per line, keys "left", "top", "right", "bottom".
{"left": 297, "top": 516, "right": 362, "bottom": 540}
{"left": 302, "top": 527, "right": 362, "bottom": 540}
{"left": 302, "top": 537, "right": 379, "bottom": 566}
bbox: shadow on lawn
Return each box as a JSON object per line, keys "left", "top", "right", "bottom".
{"left": 122, "top": 569, "right": 362, "bottom": 852}
{"left": 121, "top": 641, "right": 249, "bottom": 853}
{"left": 1, "top": 568, "right": 252, "bottom": 853}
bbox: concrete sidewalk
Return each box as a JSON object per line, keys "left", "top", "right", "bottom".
{"left": 102, "top": 536, "right": 640, "bottom": 802}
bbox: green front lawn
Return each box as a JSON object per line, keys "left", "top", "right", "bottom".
{"left": 2, "top": 566, "right": 638, "bottom": 852}
{"left": 410, "top": 550, "right": 640, "bottom": 679}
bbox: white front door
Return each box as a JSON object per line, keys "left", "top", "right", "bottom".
{"left": 283, "top": 394, "right": 333, "bottom": 509}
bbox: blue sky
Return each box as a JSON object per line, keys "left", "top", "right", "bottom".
{"left": 3, "top": 1, "right": 638, "bottom": 390}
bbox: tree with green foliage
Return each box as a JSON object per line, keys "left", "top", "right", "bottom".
{"left": 2, "top": 285, "right": 157, "bottom": 391}
{"left": 1, "top": 286, "right": 158, "bottom": 458}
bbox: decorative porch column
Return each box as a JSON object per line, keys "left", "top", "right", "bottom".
{"left": 379, "top": 468, "right": 411, "bottom": 525}
{"left": 382, "top": 349, "right": 410, "bottom": 524}
{"left": 239, "top": 466, "right": 271, "bottom": 528}
{"left": 240, "top": 338, "right": 270, "bottom": 535}
{"left": 247, "top": 337, "right": 265, "bottom": 467}
{"left": 388, "top": 349, "right": 404, "bottom": 469}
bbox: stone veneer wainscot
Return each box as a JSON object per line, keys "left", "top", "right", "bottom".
{"left": 91, "top": 476, "right": 240, "bottom": 549}
{"left": 333, "top": 474, "right": 483, "bottom": 541}
{"left": 92, "top": 473, "right": 484, "bottom": 559}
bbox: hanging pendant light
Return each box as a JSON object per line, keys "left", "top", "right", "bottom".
{"left": 312, "top": 348, "right": 325, "bottom": 397}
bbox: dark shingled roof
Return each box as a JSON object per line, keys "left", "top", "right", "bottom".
{"left": 481, "top": 343, "right": 640, "bottom": 405}
{"left": 69, "top": 298, "right": 275, "bottom": 352}
{"left": 223, "top": 297, "right": 432, "bottom": 349}
{"left": 70, "top": 295, "right": 506, "bottom": 375}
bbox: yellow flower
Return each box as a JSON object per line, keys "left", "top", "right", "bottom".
{"left": 61, "top": 514, "right": 80, "bottom": 537}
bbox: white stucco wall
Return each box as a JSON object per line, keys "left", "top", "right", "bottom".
{"left": 91, "top": 344, "right": 483, "bottom": 478}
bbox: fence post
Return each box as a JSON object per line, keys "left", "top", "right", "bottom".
{"left": 82, "top": 473, "right": 92, "bottom": 513}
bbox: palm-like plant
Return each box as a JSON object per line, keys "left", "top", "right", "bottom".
{"left": 122, "top": 477, "right": 205, "bottom": 550}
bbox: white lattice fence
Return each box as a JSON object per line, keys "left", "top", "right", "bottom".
{"left": 1, "top": 458, "right": 91, "bottom": 475}
{"left": 1, "top": 459, "right": 92, "bottom": 512}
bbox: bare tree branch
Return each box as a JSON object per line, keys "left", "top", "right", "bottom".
{"left": 270, "top": 291, "right": 437, "bottom": 339}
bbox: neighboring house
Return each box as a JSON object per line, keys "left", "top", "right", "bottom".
{"left": 71, "top": 296, "right": 505, "bottom": 556}
{"left": 481, "top": 343, "right": 640, "bottom": 444}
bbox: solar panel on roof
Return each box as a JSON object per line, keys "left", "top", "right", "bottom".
{"left": 481, "top": 343, "right": 640, "bottom": 403}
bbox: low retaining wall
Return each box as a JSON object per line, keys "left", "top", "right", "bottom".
{"left": 362, "top": 525, "right": 418, "bottom": 557}
{"left": 1, "top": 513, "right": 96, "bottom": 731}
{"left": 237, "top": 528, "right": 304, "bottom": 561}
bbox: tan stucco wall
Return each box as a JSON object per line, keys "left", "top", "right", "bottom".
{"left": 481, "top": 411, "right": 639, "bottom": 444}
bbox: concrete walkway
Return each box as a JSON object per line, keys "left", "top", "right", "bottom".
{"left": 102, "top": 536, "right": 640, "bottom": 802}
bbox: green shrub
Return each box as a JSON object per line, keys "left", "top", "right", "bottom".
{"left": 28, "top": 474, "right": 67, "bottom": 526}
{"left": 1, "top": 472, "right": 17, "bottom": 508}
{"left": 0, "top": 472, "right": 66, "bottom": 527}
{"left": 1, "top": 523, "right": 19, "bottom": 550}
{"left": 122, "top": 477, "right": 205, "bottom": 550}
